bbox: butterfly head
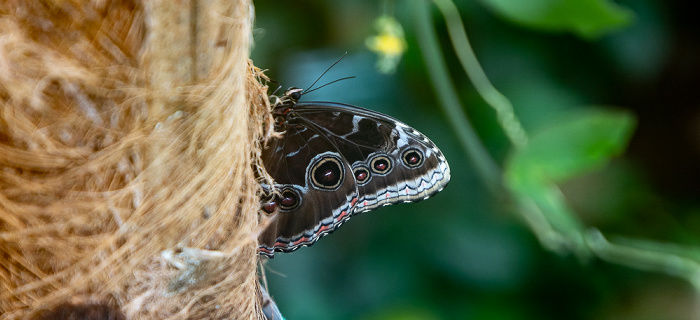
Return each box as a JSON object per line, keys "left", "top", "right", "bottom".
{"left": 285, "top": 87, "right": 304, "bottom": 102}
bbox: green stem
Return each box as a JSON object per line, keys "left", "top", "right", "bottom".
{"left": 412, "top": 0, "right": 502, "bottom": 194}
{"left": 432, "top": 0, "right": 528, "bottom": 149}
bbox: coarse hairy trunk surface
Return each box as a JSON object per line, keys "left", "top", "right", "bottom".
{"left": 0, "top": 0, "right": 267, "bottom": 319}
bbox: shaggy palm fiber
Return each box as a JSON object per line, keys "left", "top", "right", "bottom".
{"left": 0, "top": 0, "right": 267, "bottom": 319}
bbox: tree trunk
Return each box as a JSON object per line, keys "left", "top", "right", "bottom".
{"left": 0, "top": 0, "right": 264, "bottom": 318}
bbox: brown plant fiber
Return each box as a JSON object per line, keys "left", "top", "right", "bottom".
{"left": 0, "top": 0, "right": 266, "bottom": 319}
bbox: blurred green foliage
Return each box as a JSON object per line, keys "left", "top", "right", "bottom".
{"left": 479, "top": 0, "right": 633, "bottom": 38}
{"left": 253, "top": 0, "right": 700, "bottom": 319}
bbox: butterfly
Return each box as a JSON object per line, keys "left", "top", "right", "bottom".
{"left": 258, "top": 86, "right": 450, "bottom": 257}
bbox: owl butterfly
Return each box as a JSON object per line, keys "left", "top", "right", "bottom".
{"left": 258, "top": 85, "right": 450, "bottom": 257}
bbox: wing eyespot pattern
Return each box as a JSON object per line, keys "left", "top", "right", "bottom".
{"left": 401, "top": 148, "right": 424, "bottom": 168}
{"left": 370, "top": 155, "right": 392, "bottom": 175}
{"left": 308, "top": 153, "right": 344, "bottom": 190}
{"left": 279, "top": 188, "right": 302, "bottom": 210}
{"left": 353, "top": 166, "right": 371, "bottom": 185}
{"left": 260, "top": 185, "right": 304, "bottom": 213}
{"left": 262, "top": 198, "right": 278, "bottom": 214}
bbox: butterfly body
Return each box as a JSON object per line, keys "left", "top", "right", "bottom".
{"left": 259, "top": 89, "right": 450, "bottom": 257}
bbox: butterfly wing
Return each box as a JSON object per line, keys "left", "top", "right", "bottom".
{"left": 258, "top": 102, "right": 450, "bottom": 257}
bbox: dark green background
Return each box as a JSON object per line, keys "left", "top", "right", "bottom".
{"left": 252, "top": 1, "right": 700, "bottom": 319}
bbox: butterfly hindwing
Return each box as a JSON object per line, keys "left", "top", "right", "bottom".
{"left": 259, "top": 117, "right": 359, "bottom": 255}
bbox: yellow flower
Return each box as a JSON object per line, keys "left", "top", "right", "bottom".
{"left": 366, "top": 16, "right": 407, "bottom": 74}
{"left": 368, "top": 33, "right": 405, "bottom": 56}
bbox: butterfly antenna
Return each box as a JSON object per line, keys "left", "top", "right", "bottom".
{"left": 303, "top": 52, "right": 348, "bottom": 93}
{"left": 304, "top": 76, "right": 356, "bottom": 95}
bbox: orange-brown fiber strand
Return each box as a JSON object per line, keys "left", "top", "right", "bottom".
{"left": 0, "top": 0, "right": 266, "bottom": 319}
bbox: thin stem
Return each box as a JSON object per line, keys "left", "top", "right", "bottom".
{"left": 412, "top": 0, "right": 502, "bottom": 194}
{"left": 432, "top": 0, "right": 528, "bottom": 149}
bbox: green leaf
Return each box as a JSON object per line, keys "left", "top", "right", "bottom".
{"left": 506, "top": 108, "right": 636, "bottom": 188}
{"left": 480, "top": 0, "right": 634, "bottom": 38}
